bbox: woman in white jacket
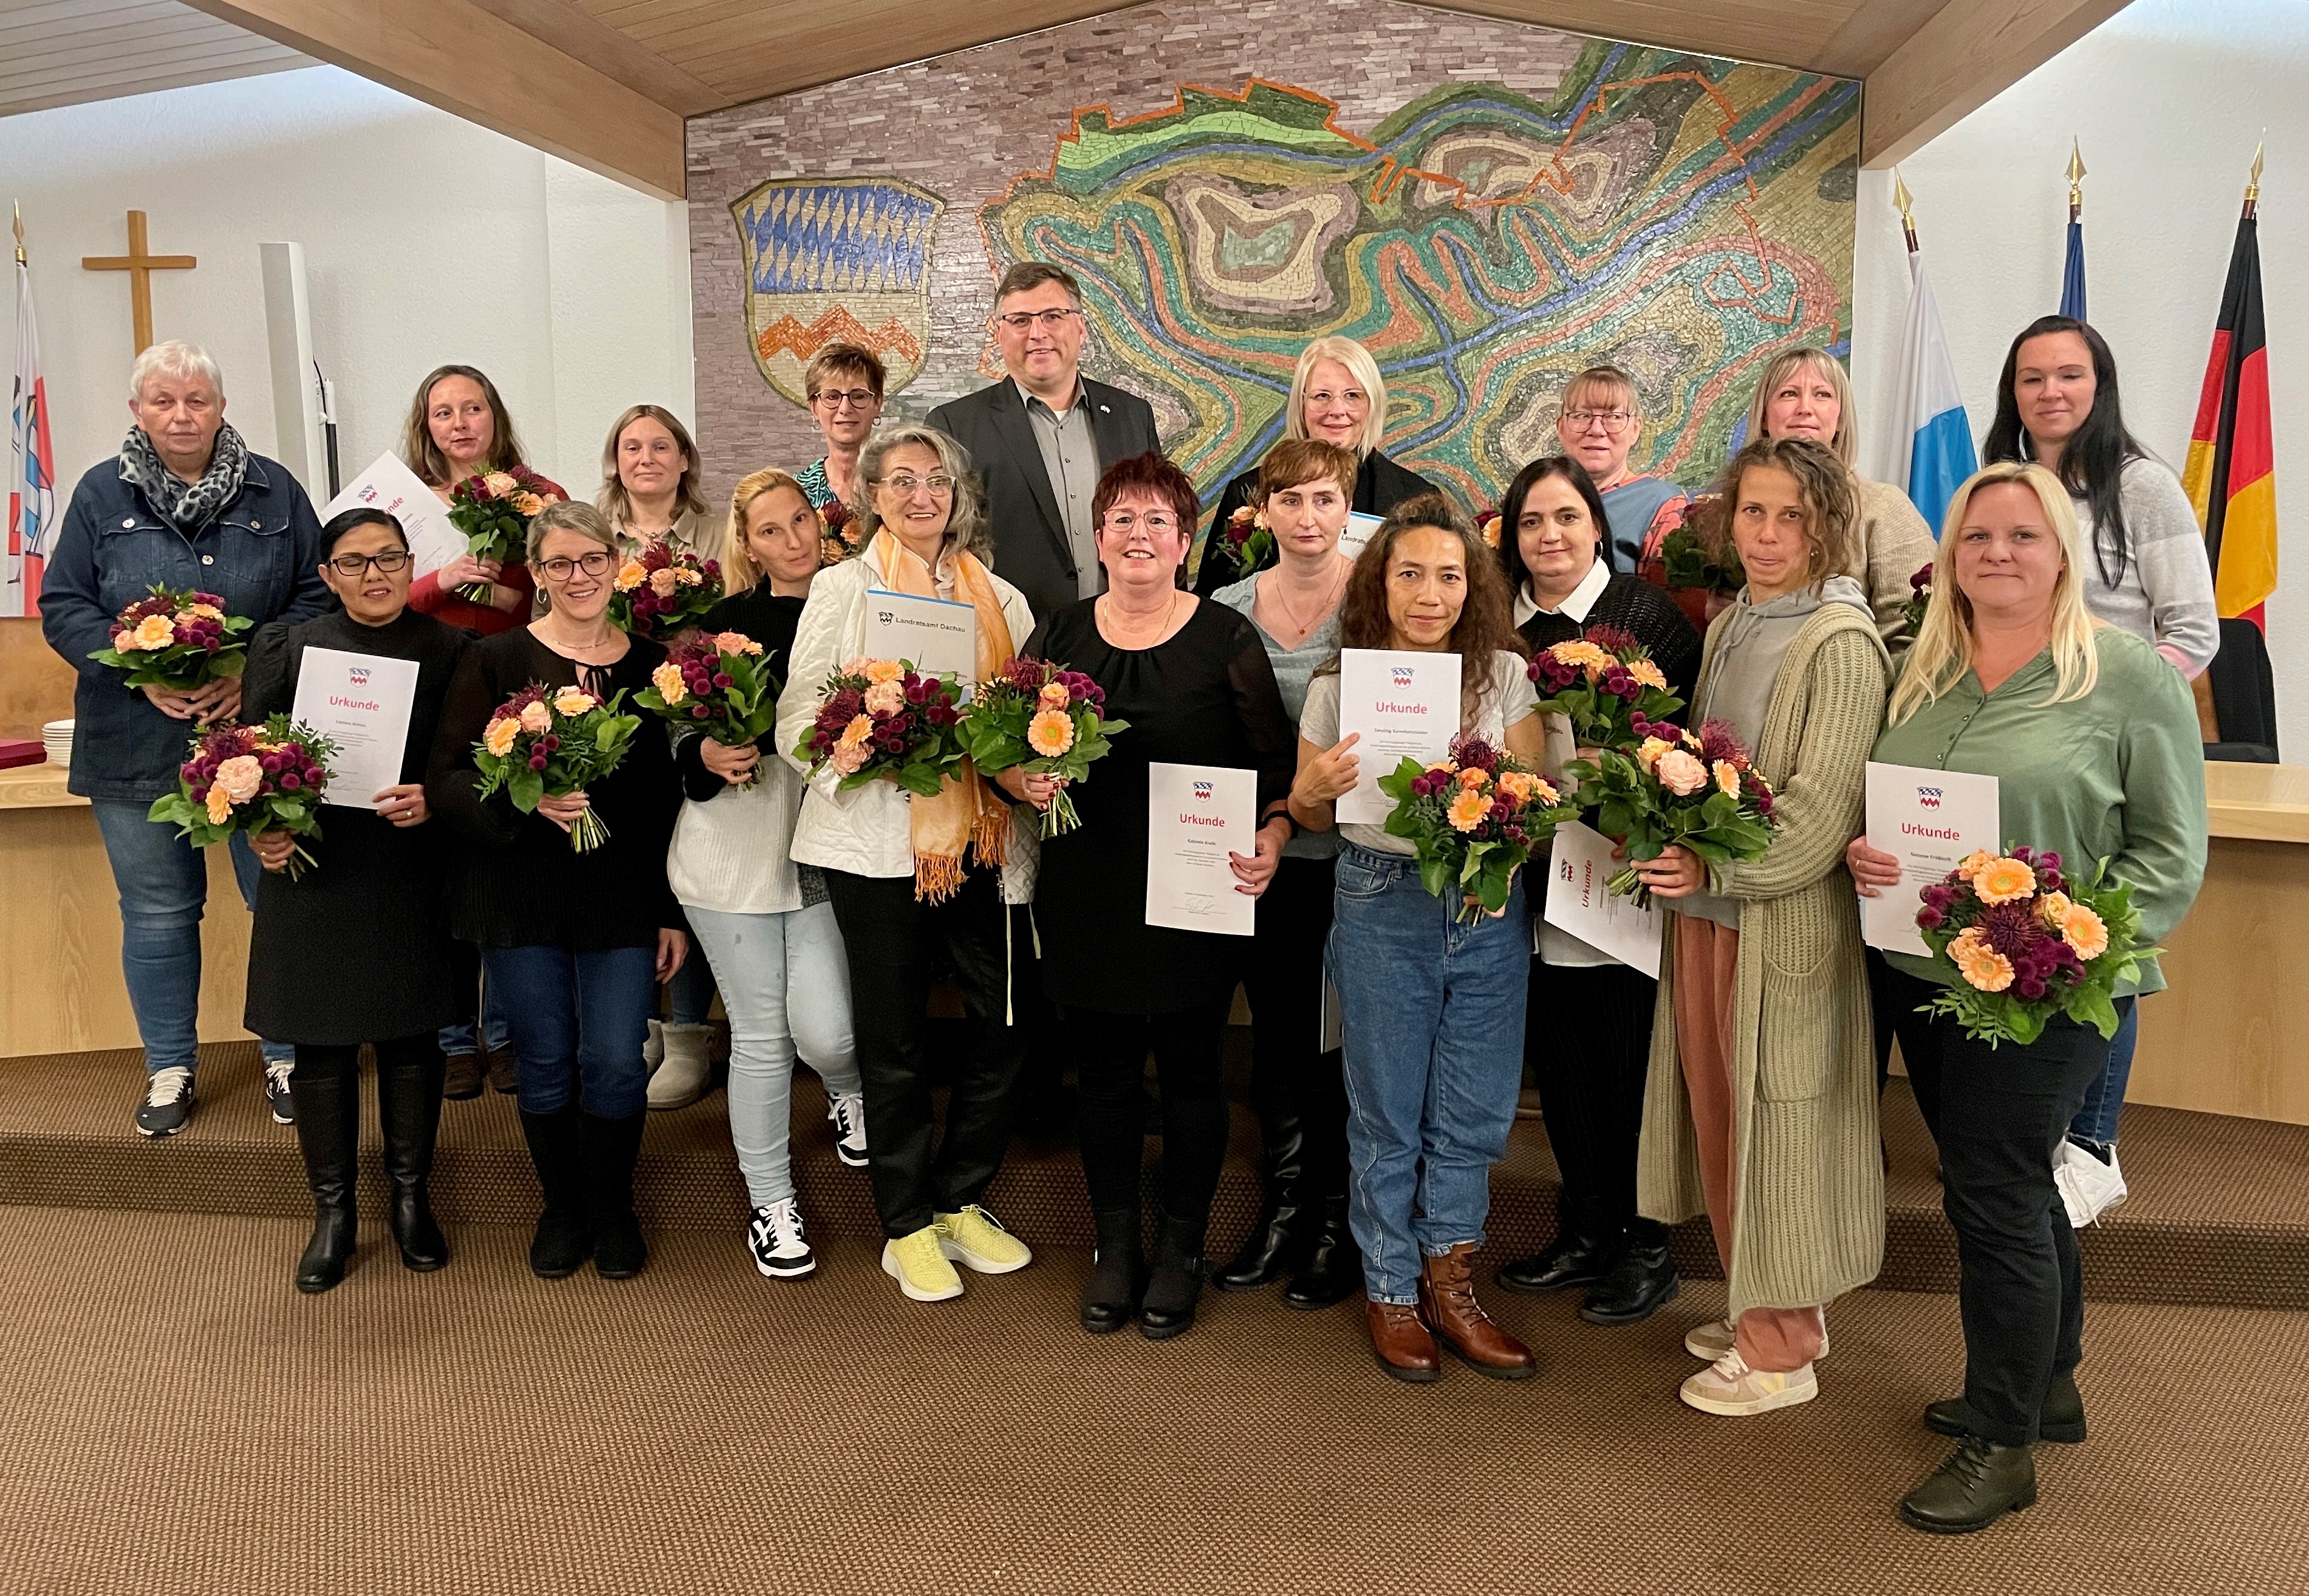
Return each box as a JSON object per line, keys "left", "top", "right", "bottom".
{"left": 774, "top": 425, "right": 1045, "bottom": 1306}
{"left": 669, "top": 467, "right": 866, "bottom": 1281}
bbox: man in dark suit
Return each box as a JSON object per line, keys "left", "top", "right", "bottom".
{"left": 927, "top": 262, "right": 1161, "bottom": 622}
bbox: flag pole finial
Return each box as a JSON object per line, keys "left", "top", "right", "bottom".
{"left": 2245, "top": 139, "right": 2265, "bottom": 217}
{"left": 11, "top": 200, "right": 22, "bottom": 267}
{"left": 1892, "top": 168, "right": 1918, "bottom": 252}
{"left": 2067, "top": 139, "right": 2086, "bottom": 220}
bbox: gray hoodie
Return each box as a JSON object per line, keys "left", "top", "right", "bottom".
{"left": 1680, "top": 574, "right": 1870, "bottom": 929}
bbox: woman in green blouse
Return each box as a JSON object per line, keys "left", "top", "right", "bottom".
{"left": 1849, "top": 461, "right": 2206, "bottom": 1535}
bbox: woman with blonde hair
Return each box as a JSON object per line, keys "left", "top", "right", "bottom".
{"left": 596, "top": 404, "right": 712, "bottom": 559}
{"left": 1196, "top": 335, "right": 1437, "bottom": 594}
{"left": 1630, "top": 435, "right": 1889, "bottom": 1421}
{"left": 1726, "top": 346, "right": 1936, "bottom": 648}
{"left": 665, "top": 468, "right": 866, "bottom": 1278}
{"left": 1846, "top": 461, "right": 2205, "bottom": 1533}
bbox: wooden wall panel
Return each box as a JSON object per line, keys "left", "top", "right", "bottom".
{"left": 0, "top": 619, "right": 76, "bottom": 742}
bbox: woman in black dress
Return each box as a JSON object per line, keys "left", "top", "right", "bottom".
{"left": 242, "top": 507, "right": 469, "bottom": 1293}
{"left": 427, "top": 501, "right": 686, "bottom": 1283}
{"left": 1194, "top": 336, "right": 1435, "bottom": 595}
{"left": 1489, "top": 455, "right": 1700, "bottom": 1326}
{"left": 1026, "top": 453, "right": 1296, "bottom": 1340}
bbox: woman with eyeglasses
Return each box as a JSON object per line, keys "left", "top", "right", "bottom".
{"left": 242, "top": 507, "right": 470, "bottom": 1292}
{"left": 429, "top": 501, "right": 686, "bottom": 1283}
{"left": 1196, "top": 337, "right": 1437, "bottom": 595}
{"left": 794, "top": 343, "right": 886, "bottom": 516}
{"left": 1551, "top": 363, "right": 1688, "bottom": 576}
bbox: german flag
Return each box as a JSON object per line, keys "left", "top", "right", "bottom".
{"left": 2182, "top": 177, "right": 2277, "bottom": 631}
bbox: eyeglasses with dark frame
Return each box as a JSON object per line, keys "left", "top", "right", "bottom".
{"left": 812, "top": 389, "right": 880, "bottom": 411}
{"left": 993, "top": 308, "right": 1082, "bottom": 332}
{"left": 326, "top": 549, "right": 414, "bottom": 577}
{"left": 537, "top": 550, "right": 615, "bottom": 580}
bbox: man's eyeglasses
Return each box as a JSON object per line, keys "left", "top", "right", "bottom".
{"left": 994, "top": 308, "right": 1081, "bottom": 332}
{"left": 812, "top": 389, "right": 878, "bottom": 411}
{"left": 877, "top": 473, "right": 955, "bottom": 496}
{"left": 1562, "top": 408, "right": 1636, "bottom": 435}
{"left": 327, "top": 550, "right": 413, "bottom": 577}
{"left": 538, "top": 551, "right": 615, "bottom": 580}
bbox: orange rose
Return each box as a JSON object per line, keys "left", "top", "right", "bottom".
{"left": 1457, "top": 767, "right": 1488, "bottom": 790}
{"left": 1038, "top": 682, "right": 1072, "bottom": 711}
{"left": 649, "top": 568, "right": 680, "bottom": 597}
{"left": 1955, "top": 849, "right": 1996, "bottom": 883}
{"left": 1636, "top": 736, "right": 1673, "bottom": 771}
{"left": 1027, "top": 708, "right": 1076, "bottom": 758}
{"left": 214, "top": 755, "right": 264, "bottom": 804}
{"left": 1655, "top": 748, "right": 1708, "bottom": 796}
{"left": 714, "top": 631, "right": 764, "bottom": 656}
{"left": 1446, "top": 789, "right": 1493, "bottom": 832}
{"left": 863, "top": 681, "right": 905, "bottom": 717}
{"left": 518, "top": 701, "right": 552, "bottom": 734}
{"left": 483, "top": 471, "right": 519, "bottom": 498}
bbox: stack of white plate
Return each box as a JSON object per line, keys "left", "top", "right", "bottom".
{"left": 41, "top": 719, "right": 72, "bottom": 767}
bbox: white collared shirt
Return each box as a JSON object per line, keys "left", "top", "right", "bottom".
{"left": 1514, "top": 553, "right": 1612, "bottom": 628}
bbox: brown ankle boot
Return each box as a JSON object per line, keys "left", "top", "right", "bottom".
{"left": 1364, "top": 1300, "right": 1441, "bottom": 1383}
{"left": 1419, "top": 1243, "right": 1536, "bottom": 1380}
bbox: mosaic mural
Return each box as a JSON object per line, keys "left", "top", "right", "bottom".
{"left": 686, "top": 1, "right": 1859, "bottom": 518}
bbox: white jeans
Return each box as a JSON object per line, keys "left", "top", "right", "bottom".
{"left": 684, "top": 901, "right": 861, "bottom": 1207}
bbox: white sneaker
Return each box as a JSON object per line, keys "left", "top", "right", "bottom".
{"left": 747, "top": 1199, "right": 815, "bottom": 1279}
{"left": 1685, "top": 1317, "right": 1828, "bottom": 1362}
{"left": 827, "top": 1091, "right": 869, "bottom": 1168}
{"left": 646, "top": 1023, "right": 714, "bottom": 1109}
{"left": 1680, "top": 1351, "right": 1818, "bottom": 1416}
{"left": 2056, "top": 1140, "right": 2128, "bottom": 1227}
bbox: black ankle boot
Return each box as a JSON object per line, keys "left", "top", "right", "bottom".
{"left": 376, "top": 1043, "right": 448, "bottom": 1272}
{"left": 1579, "top": 1222, "right": 1679, "bottom": 1324}
{"left": 518, "top": 1105, "right": 591, "bottom": 1278}
{"left": 291, "top": 1060, "right": 360, "bottom": 1294}
{"left": 1898, "top": 1436, "right": 2037, "bottom": 1533}
{"left": 1081, "top": 1206, "right": 1145, "bottom": 1334}
{"left": 1138, "top": 1211, "right": 1206, "bottom": 1341}
{"left": 582, "top": 1109, "right": 650, "bottom": 1279}
{"left": 1283, "top": 1194, "right": 1363, "bottom": 1309}
{"left": 1213, "top": 1111, "right": 1305, "bottom": 1292}
{"left": 1926, "top": 1366, "right": 2086, "bottom": 1445}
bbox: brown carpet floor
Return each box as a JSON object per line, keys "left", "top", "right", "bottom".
{"left": 1, "top": 1204, "right": 2304, "bottom": 1596}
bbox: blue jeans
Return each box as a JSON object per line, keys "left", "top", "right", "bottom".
{"left": 1327, "top": 844, "right": 1531, "bottom": 1304}
{"left": 91, "top": 800, "right": 293, "bottom": 1074}
{"left": 439, "top": 979, "right": 511, "bottom": 1058}
{"left": 686, "top": 902, "right": 861, "bottom": 1208}
{"left": 2066, "top": 1002, "right": 2138, "bottom": 1152}
{"left": 664, "top": 942, "right": 717, "bottom": 1026}
{"left": 481, "top": 944, "right": 658, "bottom": 1118}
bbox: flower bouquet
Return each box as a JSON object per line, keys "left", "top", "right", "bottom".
{"left": 1377, "top": 731, "right": 1576, "bottom": 923}
{"left": 818, "top": 498, "right": 865, "bottom": 567}
{"left": 957, "top": 657, "right": 1129, "bottom": 838}
{"left": 448, "top": 467, "right": 557, "bottom": 602}
{"left": 1527, "top": 622, "right": 1685, "bottom": 750}
{"left": 88, "top": 586, "right": 253, "bottom": 691}
{"left": 1646, "top": 495, "right": 1742, "bottom": 632}
{"left": 609, "top": 543, "right": 723, "bottom": 636}
{"left": 472, "top": 683, "right": 643, "bottom": 852}
{"left": 1569, "top": 718, "right": 1776, "bottom": 906}
{"left": 638, "top": 630, "right": 778, "bottom": 786}
{"left": 1213, "top": 504, "right": 1274, "bottom": 578}
{"left": 1902, "top": 561, "right": 1935, "bottom": 635}
{"left": 148, "top": 714, "right": 338, "bottom": 880}
{"left": 793, "top": 657, "right": 966, "bottom": 797}
{"left": 1914, "top": 846, "right": 2150, "bottom": 1046}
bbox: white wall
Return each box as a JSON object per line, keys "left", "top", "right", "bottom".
{"left": 0, "top": 65, "right": 691, "bottom": 509}
{"left": 1850, "top": 0, "right": 2309, "bottom": 752}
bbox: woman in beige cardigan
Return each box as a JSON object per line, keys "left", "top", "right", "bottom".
{"left": 1742, "top": 347, "right": 1935, "bottom": 651}
{"left": 1630, "top": 436, "right": 1890, "bottom": 1417}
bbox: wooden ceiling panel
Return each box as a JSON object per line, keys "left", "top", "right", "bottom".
{"left": 0, "top": 0, "right": 308, "bottom": 118}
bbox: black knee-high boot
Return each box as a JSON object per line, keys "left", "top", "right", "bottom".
{"left": 375, "top": 1037, "right": 448, "bottom": 1271}
{"left": 582, "top": 1109, "right": 649, "bottom": 1279}
{"left": 1213, "top": 1098, "right": 1306, "bottom": 1291}
{"left": 290, "top": 1052, "right": 361, "bottom": 1294}
{"left": 518, "top": 1105, "right": 590, "bottom": 1278}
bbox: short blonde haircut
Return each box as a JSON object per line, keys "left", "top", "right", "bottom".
{"left": 1561, "top": 363, "right": 1638, "bottom": 420}
{"left": 855, "top": 426, "right": 990, "bottom": 562}
{"left": 525, "top": 499, "right": 619, "bottom": 567}
{"left": 1746, "top": 347, "right": 1858, "bottom": 470}
{"left": 721, "top": 467, "right": 815, "bottom": 597}
{"left": 595, "top": 405, "right": 710, "bottom": 531}
{"left": 1890, "top": 461, "right": 2101, "bottom": 723}
{"left": 1284, "top": 337, "right": 1387, "bottom": 456}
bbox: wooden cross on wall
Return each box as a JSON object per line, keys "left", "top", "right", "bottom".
{"left": 82, "top": 211, "right": 196, "bottom": 355}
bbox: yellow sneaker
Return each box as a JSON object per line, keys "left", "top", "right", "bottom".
{"left": 881, "top": 1224, "right": 963, "bottom": 1302}
{"left": 934, "top": 1205, "right": 1032, "bottom": 1275}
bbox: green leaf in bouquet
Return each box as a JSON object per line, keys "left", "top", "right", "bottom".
{"left": 1458, "top": 837, "right": 1496, "bottom": 886}
{"left": 510, "top": 767, "right": 546, "bottom": 812}
{"left": 1417, "top": 852, "right": 1454, "bottom": 902}
{"left": 2064, "top": 984, "right": 2123, "bottom": 1041}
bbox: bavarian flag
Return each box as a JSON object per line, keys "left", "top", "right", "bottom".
{"left": 2183, "top": 211, "right": 2277, "bottom": 629}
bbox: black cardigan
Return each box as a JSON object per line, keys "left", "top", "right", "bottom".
{"left": 1516, "top": 566, "right": 1704, "bottom": 707}
{"left": 671, "top": 584, "right": 807, "bottom": 803}
{"left": 426, "top": 627, "right": 683, "bottom": 951}
{"left": 1193, "top": 448, "right": 1435, "bottom": 596}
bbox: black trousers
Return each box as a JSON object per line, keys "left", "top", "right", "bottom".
{"left": 826, "top": 866, "right": 1027, "bottom": 1239}
{"left": 1075, "top": 999, "right": 1234, "bottom": 1222}
{"left": 1525, "top": 959, "right": 1660, "bottom": 1236}
{"left": 1881, "top": 965, "right": 2126, "bottom": 1446}
{"left": 1242, "top": 855, "right": 1346, "bottom": 1194}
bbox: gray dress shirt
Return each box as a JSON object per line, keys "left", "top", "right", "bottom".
{"left": 1019, "top": 378, "right": 1103, "bottom": 598}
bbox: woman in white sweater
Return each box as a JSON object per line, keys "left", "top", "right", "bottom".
{"left": 668, "top": 468, "right": 865, "bottom": 1279}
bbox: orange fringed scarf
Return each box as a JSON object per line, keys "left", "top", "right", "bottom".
{"left": 870, "top": 532, "right": 1017, "bottom": 902}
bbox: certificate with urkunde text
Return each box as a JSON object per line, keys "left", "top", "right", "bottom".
{"left": 1145, "top": 762, "right": 1256, "bottom": 937}
{"left": 324, "top": 453, "right": 462, "bottom": 578}
{"left": 1543, "top": 820, "right": 1663, "bottom": 978}
{"left": 290, "top": 647, "right": 420, "bottom": 810}
{"left": 1862, "top": 762, "right": 2000, "bottom": 957}
{"left": 862, "top": 589, "right": 977, "bottom": 693}
{"left": 1334, "top": 648, "right": 1462, "bottom": 826}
